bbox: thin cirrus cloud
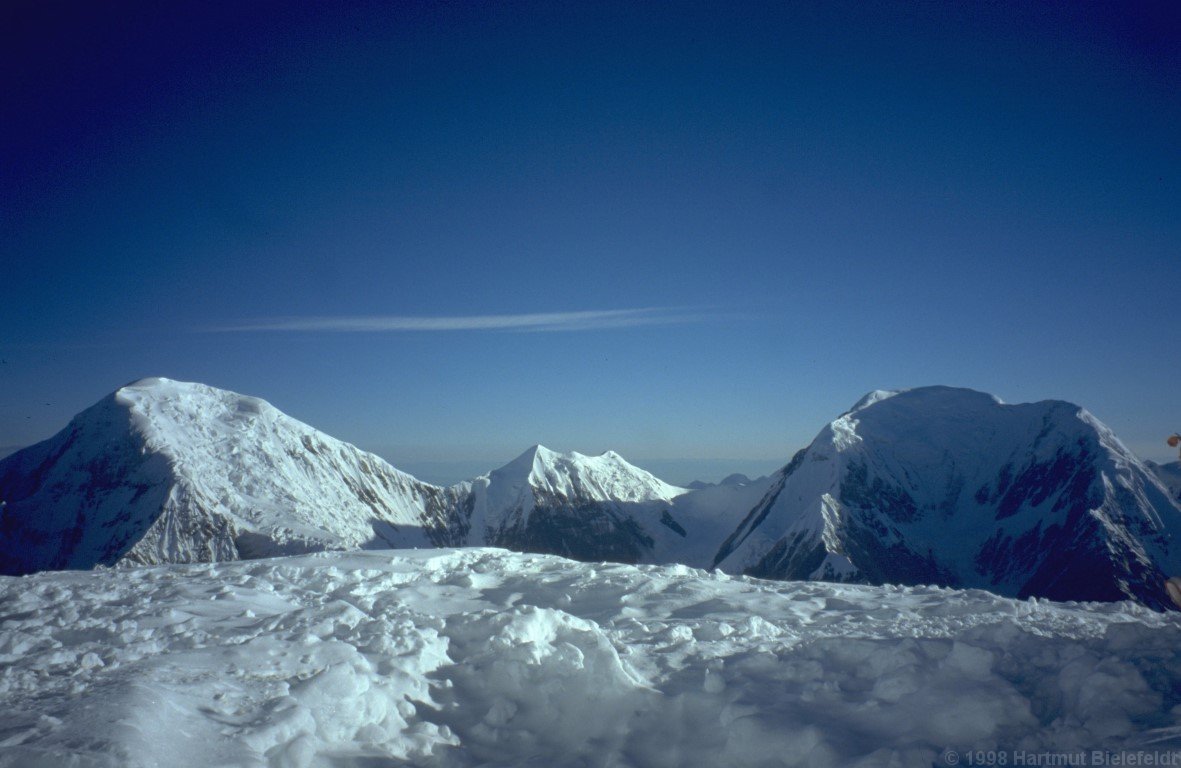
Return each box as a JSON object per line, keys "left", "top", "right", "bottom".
{"left": 208, "top": 308, "right": 714, "bottom": 333}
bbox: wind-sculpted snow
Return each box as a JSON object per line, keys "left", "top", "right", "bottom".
{"left": 2, "top": 549, "right": 1180, "bottom": 767}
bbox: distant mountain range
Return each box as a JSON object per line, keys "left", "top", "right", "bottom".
{"left": 686, "top": 473, "right": 768, "bottom": 490}
{"left": 2, "top": 378, "right": 1179, "bottom": 608}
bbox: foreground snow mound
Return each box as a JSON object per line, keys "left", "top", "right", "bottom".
{"left": 0, "top": 378, "right": 462, "bottom": 574}
{"left": 715, "top": 387, "right": 1181, "bottom": 608}
{"left": 2, "top": 549, "right": 1180, "bottom": 767}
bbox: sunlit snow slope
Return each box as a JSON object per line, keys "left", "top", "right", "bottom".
{"left": 2, "top": 549, "right": 1180, "bottom": 767}
{"left": 715, "top": 387, "right": 1181, "bottom": 608}
{"left": 0, "top": 378, "right": 462, "bottom": 574}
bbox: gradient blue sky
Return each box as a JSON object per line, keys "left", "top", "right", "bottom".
{"left": 3, "top": 1, "right": 1179, "bottom": 484}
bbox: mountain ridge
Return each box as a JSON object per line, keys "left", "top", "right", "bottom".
{"left": 3, "top": 378, "right": 1180, "bottom": 610}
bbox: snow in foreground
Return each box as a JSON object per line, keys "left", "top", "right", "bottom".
{"left": 2, "top": 550, "right": 1181, "bottom": 767}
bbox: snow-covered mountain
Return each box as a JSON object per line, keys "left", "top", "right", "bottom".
{"left": 0, "top": 380, "right": 709, "bottom": 575}
{"left": 0, "top": 378, "right": 463, "bottom": 575}
{"left": 453, "top": 444, "right": 763, "bottom": 567}
{"left": 6, "top": 378, "right": 1181, "bottom": 610}
{"left": 713, "top": 386, "right": 1181, "bottom": 608}
{"left": 458, "top": 444, "right": 698, "bottom": 563}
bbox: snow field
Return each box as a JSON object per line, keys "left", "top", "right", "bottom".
{"left": 2, "top": 549, "right": 1181, "bottom": 767}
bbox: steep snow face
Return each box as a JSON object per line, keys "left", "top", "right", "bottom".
{"left": 715, "top": 386, "right": 1181, "bottom": 608}
{"left": 0, "top": 378, "right": 460, "bottom": 574}
{"left": 4, "top": 549, "right": 1180, "bottom": 767}
{"left": 461, "top": 445, "right": 691, "bottom": 563}
{"left": 0, "top": 389, "right": 180, "bottom": 574}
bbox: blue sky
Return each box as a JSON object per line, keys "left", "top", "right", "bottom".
{"left": 2, "top": 1, "right": 1179, "bottom": 484}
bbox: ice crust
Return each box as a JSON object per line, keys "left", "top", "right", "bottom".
{"left": 2, "top": 548, "right": 1180, "bottom": 767}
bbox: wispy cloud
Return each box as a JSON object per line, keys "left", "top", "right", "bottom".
{"left": 208, "top": 308, "right": 712, "bottom": 333}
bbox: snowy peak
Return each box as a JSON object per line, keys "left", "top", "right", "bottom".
{"left": 0, "top": 380, "right": 695, "bottom": 576}
{"left": 715, "top": 386, "right": 1181, "bottom": 607}
{"left": 846, "top": 385, "right": 1001, "bottom": 416}
{"left": 462, "top": 445, "right": 688, "bottom": 562}
{"left": 819, "top": 386, "right": 1097, "bottom": 477}
{"left": 496, "top": 443, "right": 555, "bottom": 478}
{"left": 0, "top": 379, "right": 703, "bottom": 576}
{"left": 7, "top": 378, "right": 1180, "bottom": 609}
{"left": 847, "top": 388, "right": 903, "bottom": 412}
{"left": 488, "top": 444, "right": 685, "bottom": 505}
{"left": 115, "top": 377, "right": 282, "bottom": 448}
{"left": 0, "top": 378, "right": 460, "bottom": 574}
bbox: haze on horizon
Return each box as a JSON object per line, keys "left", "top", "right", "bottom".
{"left": 3, "top": 1, "right": 1179, "bottom": 480}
